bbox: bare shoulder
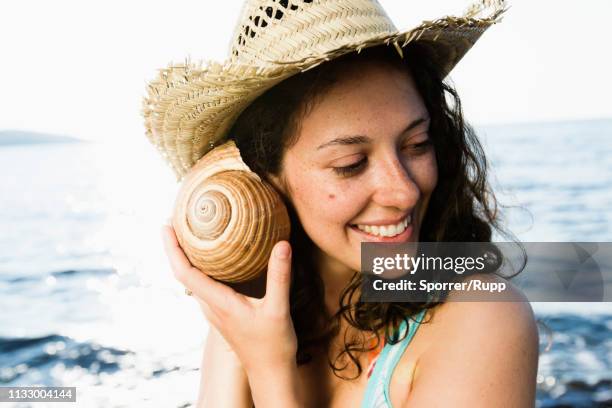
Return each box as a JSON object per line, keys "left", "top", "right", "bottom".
{"left": 434, "top": 273, "right": 538, "bottom": 351}
{"left": 405, "top": 274, "right": 540, "bottom": 407}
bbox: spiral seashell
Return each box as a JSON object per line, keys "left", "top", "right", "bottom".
{"left": 172, "top": 139, "right": 291, "bottom": 283}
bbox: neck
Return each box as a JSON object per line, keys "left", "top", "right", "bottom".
{"left": 315, "top": 248, "right": 358, "bottom": 316}
{"left": 313, "top": 248, "right": 379, "bottom": 371}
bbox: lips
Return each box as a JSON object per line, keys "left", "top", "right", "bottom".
{"left": 350, "top": 211, "right": 413, "bottom": 227}
{"left": 349, "top": 222, "right": 414, "bottom": 243}
{"left": 355, "top": 216, "right": 409, "bottom": 236}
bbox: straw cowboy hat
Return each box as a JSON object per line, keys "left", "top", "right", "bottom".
{"left": 142, "top": 0, "right": 506, "bottom": 180}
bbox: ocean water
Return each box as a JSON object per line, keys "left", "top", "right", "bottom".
{"left": 0, "top": 118, "right": 611, "bottom": 407}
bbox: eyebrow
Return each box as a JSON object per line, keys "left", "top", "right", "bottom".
{"left": 316, "top": 116, "right": 430, "bottom": 150}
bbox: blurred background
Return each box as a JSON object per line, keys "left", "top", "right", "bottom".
{"left": 1, "top": 0, "right": 610, "bottom": 407}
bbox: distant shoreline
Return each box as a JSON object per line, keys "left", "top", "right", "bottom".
{"left": 475, "top": 116, "right": 612, "bottom": 130}
{"left": 0, "top": 130, "right": 83, "bottom": 146}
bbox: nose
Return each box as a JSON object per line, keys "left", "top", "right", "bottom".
{"left": 371, "top": 152, "right": 420, "bottom": 211}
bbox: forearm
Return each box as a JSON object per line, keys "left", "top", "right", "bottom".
{"left": 246, "top": 361, "right": 302, "bottom": 408}
{"left": 197, "top": 328, "right": 253, "bottom": 408}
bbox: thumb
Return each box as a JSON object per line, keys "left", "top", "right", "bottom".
{"left": 264, "top": 240, "right": 292, "bottom": 313}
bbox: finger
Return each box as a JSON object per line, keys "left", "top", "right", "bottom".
{"left": 161, "top": 224, "right": 195, "bottom": 274}
{"left": 161, "top": 225, "right": 244, "bottom": 313}
{"left": 263, "top": 240, "right": 292, "bottom": 313}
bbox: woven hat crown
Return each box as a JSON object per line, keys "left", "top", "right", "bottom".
{"left": 228, "top": 0, "right": 397, "bottom": 66}
{"left": 143, "top": 0, "right": 506, "bottom": 180}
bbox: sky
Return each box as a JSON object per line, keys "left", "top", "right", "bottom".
{"left": 1, "top": 0, "right": 611, "bottom": 142}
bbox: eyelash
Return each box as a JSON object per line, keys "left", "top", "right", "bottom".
{"left": 331, "top": 139, "right": 433, "bottom": 177}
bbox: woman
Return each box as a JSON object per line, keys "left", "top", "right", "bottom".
{"left": 148, "top": 0, "right": 539, "bottom": 406}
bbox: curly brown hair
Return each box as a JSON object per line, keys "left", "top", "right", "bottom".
{"left": 229, "top": 43, "right": 514, "bottom": 380}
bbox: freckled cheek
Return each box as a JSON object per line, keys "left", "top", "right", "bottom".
{"left": 322, "top": 185, "right": 364, "bottom": 227}
{"left": 292, "top": 181, "right": 361, "bottom": 229}
{"left": 423, "top": 164, "right": 438, "bottom": 194}
{"left": 412, "top": 155, "right": 438, "bottom": 195}
{"left": 417, "top": 168, "right": 438, "bottom": 230}
{"left": 427, "top": 155, "right": 439, "bottom": 192}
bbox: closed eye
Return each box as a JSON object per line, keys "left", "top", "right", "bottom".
{"left": 407, "top": 139, "right": 433, "bottom": 152}
{"left": 332, "top": 157, "right": 367, "bottom": 177}
{"left": 331, "top": 139, "right": 433, "bottom": 177}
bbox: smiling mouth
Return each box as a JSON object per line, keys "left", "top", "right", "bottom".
{"left": 355, "top": 216, "right": 409, "bottom": 236}
{"left": 348, "top": 212, "right": 415, "bottom": 242}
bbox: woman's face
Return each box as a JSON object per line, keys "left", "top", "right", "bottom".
{"left": 274, "top": 60, "right": 438, "bottom": 275}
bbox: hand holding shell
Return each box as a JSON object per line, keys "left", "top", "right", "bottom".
{"left": 171, "top": 140, "right": 291, "bottom": 283}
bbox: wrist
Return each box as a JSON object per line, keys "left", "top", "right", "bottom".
{"left": 206, "top": 327, "right": 243, "bottom": 367}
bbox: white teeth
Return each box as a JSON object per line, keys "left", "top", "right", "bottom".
{"left": 355, "top": 215, "right": 412, "bottom": 237}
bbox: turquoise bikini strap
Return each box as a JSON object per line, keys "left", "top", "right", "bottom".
{"left": 361, "top": 309, "right": 427, "bottom": 408}
{"left": 382, "top": 309, "right": 427, "bottom": 404}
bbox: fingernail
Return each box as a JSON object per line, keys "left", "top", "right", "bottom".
{"left": 275, "top": 241, "right": 291, "bottom": 260}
